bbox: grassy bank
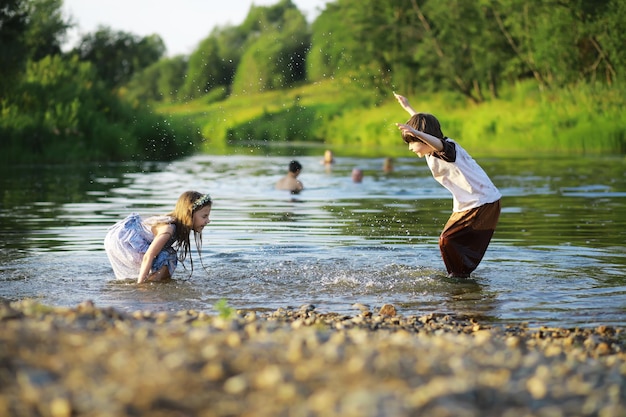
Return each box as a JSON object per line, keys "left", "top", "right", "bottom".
{"left": 159, "top": 79, "right": 626, "bottom": 157}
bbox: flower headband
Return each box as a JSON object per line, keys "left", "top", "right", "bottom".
{"left": 192, "top": 194, "right": 212, "bottom": 211}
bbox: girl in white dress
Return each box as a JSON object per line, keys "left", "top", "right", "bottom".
{"left": 104, "top": 191, "right": 212, "bottom": 283}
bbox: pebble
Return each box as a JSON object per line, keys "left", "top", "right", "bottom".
{"left": 1, "top": 299, "right": 625, "bottom": 417}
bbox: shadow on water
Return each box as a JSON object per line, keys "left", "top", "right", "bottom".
{"left": 1, "top": 153, "right": 625, "bottom": 327}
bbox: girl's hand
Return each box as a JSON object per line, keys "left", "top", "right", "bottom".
{"left": 136, "top": 224, "right": 174, "bottom": 284}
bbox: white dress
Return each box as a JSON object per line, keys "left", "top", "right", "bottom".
{"left": 104, "top": 213, "right": 178, "bottom": 280}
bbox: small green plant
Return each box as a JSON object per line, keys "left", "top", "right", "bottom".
{"left": 213, "top": 299, "right": 234, "bottom": 319}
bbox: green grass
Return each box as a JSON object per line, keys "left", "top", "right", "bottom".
{"left": 157, "top": 79, "right": 626, "bottom": 157}
{"left": 213, "top": 299, "right": 235, "bottom": 319}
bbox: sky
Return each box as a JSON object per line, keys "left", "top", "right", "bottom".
{"left": 62, "top": 0, "right": 332, "bottom": 57}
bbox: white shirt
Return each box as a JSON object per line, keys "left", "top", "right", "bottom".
{"left": 425, "top": 138, "right": 501, "bottom": 212}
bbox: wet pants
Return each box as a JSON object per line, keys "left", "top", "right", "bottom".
{"left": 439, "top": 199, "right": 501, "bottom": 277}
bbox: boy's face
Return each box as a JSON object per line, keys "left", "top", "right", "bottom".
{"left": 408, "top": 140, "right": 430, "bottom": 158}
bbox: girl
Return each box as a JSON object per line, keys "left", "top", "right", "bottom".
{"left": 394, "top": 93, "right": 501, "bottom": 278}
{"left": 104, "top": 191, "right": 212, "bottom": 283}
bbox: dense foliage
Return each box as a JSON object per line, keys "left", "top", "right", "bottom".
{"left": 305, "top": 0, "right": 624, "bottom": 101}
{"left": 1, "top": 0, "right": 625, "bottom": 162}
{"left": 165, "top": 0, "right": 625, "bottom": 154}
{"left": 144, "top": 0, "right": 626, "bottom": 104}
{"left": 73, "top": 27, "right": 166, "bottom": 90}
{"left": 0, "top": 0, "right": 199, "bottom": 163}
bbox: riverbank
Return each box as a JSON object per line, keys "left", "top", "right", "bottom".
{"left": 162, "top": 79, "right": 626, "bottom": 157}
{"left": 1, "top": 299, "right": 625, "bottom": 417}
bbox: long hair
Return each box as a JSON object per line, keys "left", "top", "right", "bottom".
{"left": 168, "top": 191, "right": 212, "bottom": 270}
{"left": 404, "top": 113, "right": 445, "bottom": 142}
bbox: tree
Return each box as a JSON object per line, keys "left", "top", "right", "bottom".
{"left": 124, "top": 55, "right": 188, "bottom": 103}
{"left": 572, "top": 0, "right": 623, "bottom": 84}
{"left": 2, "top": 53, "right": 199, "bottom": 163}
{"left": 0, "top": 0, "right": 70, "bottom": 95}
{"left": 231, "top": 0, "right": 310, "bottom": 94}
{"left": 25, "top": 0, "right": 71, "bottom": 61}
{"left": 0, "top": 0, "right": 30, "bottom": 96}
{"left": 72, "top": 27, "right": 166, "bottom": 89}
{"left": 487, "top": 0, "right": 624, "bottom": 87}
{"left": 405, "top": 0, "right": 514, "bottom": 102}
{"left": 180, "top": 29, "right": 241, "bottom": 101}
{"left": 2, "top": 54, "right": 105, "bottom": 158}
{"left": 307, "top": 0, "right": 424, "bottom": 97}
{"left": 596, "top": 0, "right": 626, "bottom": 83}
{"left": 306, "top": 1, "right": 345, "bottom": 81}
{"left": 307, "top": 0, "right": 387, "bottom": 83}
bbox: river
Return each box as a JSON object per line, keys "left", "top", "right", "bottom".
{"left": 1, "top": 152, "right": 625, "bottom": 328}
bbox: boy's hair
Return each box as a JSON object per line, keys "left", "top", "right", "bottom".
{"left": 402, "top": 113, "right": 445, "bottom": 144}
{"left": 288, "top": 160, "right": 302, "bottom": 173}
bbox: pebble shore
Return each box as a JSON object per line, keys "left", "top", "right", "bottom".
{"left": 1, "top": 299, "right": 625, "bottom": 417}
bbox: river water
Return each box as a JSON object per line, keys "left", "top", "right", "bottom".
{"left": 1, "top": 152, "right": 625, "bottom": 328}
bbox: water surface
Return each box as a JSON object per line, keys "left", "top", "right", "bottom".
{"left": 1, "top": 153, "right": 625, "bottom": 328}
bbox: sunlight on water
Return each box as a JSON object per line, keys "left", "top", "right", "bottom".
{"left": 1, "top": 154, "right": 625, "bottom": 328}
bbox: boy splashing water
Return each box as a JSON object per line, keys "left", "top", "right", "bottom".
{"left": 394, "top": 93, "right": 501, "bottom": 278}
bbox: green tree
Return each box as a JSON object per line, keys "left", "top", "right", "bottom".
{"left": 597, "top": 0, "right": 626, "bottom": 82}
{"left": 307, "top": 0, "right": 424, "bottom": 98}
{"left": 2, "top": 53, "right": 199, "bottom": 163}
{"left": 0, "top": 0, "right": 70, "bottom": 96}
{"left": 0, "top": 0, "right": 30, "bottom": 96}
{"left": 2, "top": 55, "right": 105, "bottom": 159}
{"left": 72, "top": 27, "right": 166, "bottom": 89}
{"left": 491, "top": 0, "right": 582, "bottom": 87}
{"left": 124, "top": 55, "right": 188, "bottom": 103}
{"left": 487, "top": 0, "right": 624, "bottom": 87}
{"left": 306, "top": 1, "right": 345, "bottom": 81}
{"left": 409, "top": 0, "right": 514, "bottom": 102}
{"left": 180, "top": 29, "right": 240, "bottom": 101}
{"left": 231, "top": 0, "right": 310, "bottom": 94}
{"left": 24, "top": 0, "right": 71, "bottom": 61}
{"left": 307, "top": 0, "right": 384, "bottom": 83}
{"left": 572, "top": 0, "right": 623, "bottom": 84}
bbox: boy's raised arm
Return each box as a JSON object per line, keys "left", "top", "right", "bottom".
{"left": 393, "top": 92, "right": 417, "bottom": 116}
{"left": 395, "top": 123, "right": 444, "bottom": 152}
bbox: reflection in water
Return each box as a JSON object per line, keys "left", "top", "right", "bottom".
{"left": 0, "top": 154, "right": 625, "bottom": 327}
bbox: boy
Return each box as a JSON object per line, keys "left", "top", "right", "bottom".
{"left": 275, "top": 160, "right": 304, "bottom": 194}
{"left": 394, "top": 93, "right": 501, "bottom": 277}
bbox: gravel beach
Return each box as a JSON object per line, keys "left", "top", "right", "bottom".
{"left": 1, "top": 299, "right": 625, "bottom": 417}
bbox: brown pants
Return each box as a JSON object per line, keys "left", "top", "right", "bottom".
{"left": 439, "top": 199, "right": 501, "bottom": 277}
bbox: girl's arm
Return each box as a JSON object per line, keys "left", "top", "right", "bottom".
{"left": 137, "top": 223, "right": 175, "bottom": 283}
{"left": 393, "top": 92, "right": 417, "bottom": 116}
{"left": 395, "top": 123, "right": 444, "bottom": 153}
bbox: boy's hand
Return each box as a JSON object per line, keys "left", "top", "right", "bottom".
{"left": 393, "top": 92, "right": 416, "bottom": 116}
{"left": 396, "top": 123, "right": 416, "bottom": 136}
{"left": 393, "top": 92, "right": 409, "bottom": 107}
{"left": 396, "top": 123, "right": 426, "bottom": 145}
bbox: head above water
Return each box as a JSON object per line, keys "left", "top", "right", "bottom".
{"left": 383, "top": 157, "right": 394, "bottom": 173}
{"left": 323, "top": 149, "right": 334, "bottom": 164}
{"left": 289, "top": 160, "right": 302, "bottom": 174}
{"left": 352, "top": 168, "right": 363, "bottom": 183}
{"left": 402, "top": 113, "right": 445, "bottom": 144}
